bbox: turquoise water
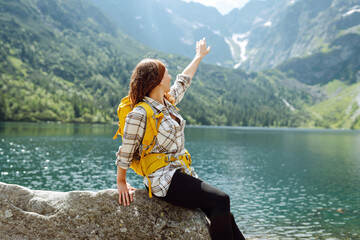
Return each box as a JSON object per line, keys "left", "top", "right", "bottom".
{"left": 1, "top": 122, "right": 359, "bottom": 239}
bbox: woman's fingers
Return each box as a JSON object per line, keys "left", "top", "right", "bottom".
{"left": 122, "top": 192, "right": 127, "bottom": 206}
{"left": 126, "top": 191, "right": 131, "bottom": 206}
{"left": 121, "top": 192, "right": 126, "bottom": 206}
{"left": 119, "top": 193, "right": 122, "bottom": 205}
{"left": 118, "top": 191, "right": 130, "bottom": 206}
{"left": 120, "top": 192, "right": 127, "bottom": 206}
{"left": 126, "top": 183, "right": 137, "bottom": 192}
{"left": 198, "top": 38, "right": 207, "bottom": 48}
{"left": 117, "top": 181, "right": 134, "bottom": 206}
{"left": 130, "top": 191, "right": 134, "bottom": 202}
{"left": 195, "top": 37, "right": 210, "bottom": 56}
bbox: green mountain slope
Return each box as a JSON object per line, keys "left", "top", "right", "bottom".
{"left": 276, "top": 29, "right": 360, "bottom": 129}
{"left": 0, "top": 0, "right": 358, "bottom": 129}
{"left": 278, "top": 33, "right": 360, "bottom": 85}
{"left": 0, "top": 0, "right": 148, "bottom": 122}
{"left": 306, "top": 80, "right": 360, "bottom": 129}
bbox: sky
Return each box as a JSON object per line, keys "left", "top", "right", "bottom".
{"left": 182, "top": 0, "right": 250, "bottom": 15}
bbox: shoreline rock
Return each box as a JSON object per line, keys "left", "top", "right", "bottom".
{"left": 0, "top": 182, "right": 210, "bottom": 239}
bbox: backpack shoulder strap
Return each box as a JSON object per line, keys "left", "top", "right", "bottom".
{"left": 136, "top": 100, "right": 164, "bottom": 157}
{"left": 137, "top": 101, "right": 164, "bottom": 145}
{"left": 113, "top": 97, "right": 164, "bottom": 157}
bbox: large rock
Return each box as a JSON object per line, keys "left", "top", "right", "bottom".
{"left": 0, "top": 182, "right": 210, "bottom": 240}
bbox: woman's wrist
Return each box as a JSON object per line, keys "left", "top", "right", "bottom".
{"left": 195, "top": 54, "right": 204, "bottom": 61}
{"left": 117, "top": 166, "right": 127, "bottom": 184}
{"left": 117, "top": 179, "right": 126, "bottom": 184}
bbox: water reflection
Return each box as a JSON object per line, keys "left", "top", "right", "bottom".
{"left": 0, "top": 122, "right": 115, "bottom": 137}
{"left": 185, "top": 126, "right": 360, "bottom": 239}
{"left": 1, "top": 123, "right": 359, "bottom": 239}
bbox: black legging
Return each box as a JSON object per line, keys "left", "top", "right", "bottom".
{"left": 155, "top": 170, "right": 246, "bottom": 240}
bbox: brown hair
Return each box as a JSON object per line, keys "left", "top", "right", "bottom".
{"left": 128, "top": 59, "right": 175, "bottom": 107}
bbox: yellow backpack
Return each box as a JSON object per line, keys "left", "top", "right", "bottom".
{"left": 113, "top": 96, "right": 192, "bottom": 197}
{"left": 113, "top": 96, "right": 164, "bottom": 176}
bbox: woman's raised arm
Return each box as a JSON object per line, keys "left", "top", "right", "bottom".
{"left": 182, "top": 38, "right": 211, "bottom": 79}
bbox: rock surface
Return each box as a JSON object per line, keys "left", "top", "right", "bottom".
{"left": 0, "top": 182, "right": 210, "bottom": 240}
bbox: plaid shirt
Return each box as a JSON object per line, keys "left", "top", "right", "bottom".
{"left": 116, "top": 74, "right": 198, "bottom": 197}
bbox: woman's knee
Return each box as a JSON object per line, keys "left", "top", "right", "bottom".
{"left": 221, "top": 192, "right": 230, "bottom": 209}
{"left": 212, "top": 191, "right": 230, "bottom": 213}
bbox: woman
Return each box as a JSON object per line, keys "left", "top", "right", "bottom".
{"left": 115, "top": 38, "right": 245, "bottom": 240}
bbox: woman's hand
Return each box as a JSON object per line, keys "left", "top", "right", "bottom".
{"left": 182, "top": 37, "right": 211, "bottom": 78}
{"left": 117, "top": 181, "right": 136, "bottom": 206}
{"left": 196, "top": 38, "right": 211, "bottom": 59}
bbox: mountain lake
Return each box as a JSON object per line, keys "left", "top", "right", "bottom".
{"left": 0, "top": 122, "right": 359, "bottom": 239}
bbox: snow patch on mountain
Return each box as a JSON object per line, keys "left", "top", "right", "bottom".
{"left": 343, "top": 8, "right": 360, "bottom": 17}
{"left": 224, "top": 38, "right": 235, "bottom": 58}
{"left": 225, "top": 32, "right": 250, "bottom": 68}
{"left": 264, "top": 21, "right": 272, "bottom": 27}
{"left": 282, "top": 98, "right": 295, "bottom": 111}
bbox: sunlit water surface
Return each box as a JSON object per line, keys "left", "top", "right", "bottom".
{"left": 1, "top": 122, "right": 359, "bottom": 239}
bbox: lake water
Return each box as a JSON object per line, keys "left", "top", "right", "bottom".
{"left": 0, "top": 122, "right": 359, "bottom": 239}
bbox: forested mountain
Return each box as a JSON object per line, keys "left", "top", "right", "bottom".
{"left": 238, "top": 0, "right": 360, "bottom": 71}
{"left": 0, "top": 0, "right": 148, "bottom": 122}
{"left": 91, "top": 0, "right": 360, "bottom": 72}
{"left": 90, "top": 0, "right": 232, "bottom": 66}
{"left": 91, "top": 0, "right": 360, "bottom": 129}
{"left": 0, "top": 0, "right": 359, "bottom": 129}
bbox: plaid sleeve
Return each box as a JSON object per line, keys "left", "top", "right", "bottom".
{"left": 115, "top": 106, "right": 146, "bottom": 169}
{"left": 170, "top": 74, "right": 191, "bottom": 105}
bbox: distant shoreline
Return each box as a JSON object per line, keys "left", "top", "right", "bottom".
{"left": 1, "top": 120, "right": 359, "bottom": 131}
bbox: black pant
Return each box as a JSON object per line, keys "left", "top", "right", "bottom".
{"left": 156, "top": 170, "right": 246, "bottom": 240}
